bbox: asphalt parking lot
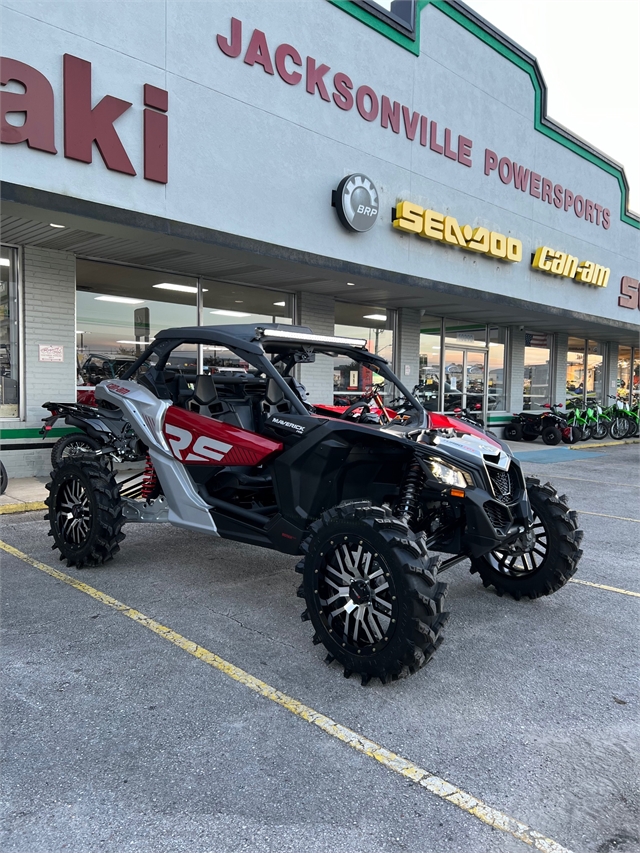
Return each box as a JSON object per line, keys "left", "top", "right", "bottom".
{"left": 1, "top": 444, "right": 639, "bottom": 853}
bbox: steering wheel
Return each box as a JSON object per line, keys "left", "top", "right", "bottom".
{"left": 339, "top": 400, "right": 371, "bottom": 420}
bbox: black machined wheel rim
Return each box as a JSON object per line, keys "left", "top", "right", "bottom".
{"left": 487, "top": 510, "right": 548, "bottom": 577}
{"left": 61, "top": 440, "right": 96, "bottom": 459}
{"left": 55, "top": 477, "right": 92, "bottom": 546}
{"left": 316, "top": 535, "right": 398, "bottom": 654}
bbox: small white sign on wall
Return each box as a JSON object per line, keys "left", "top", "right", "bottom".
{"left": 39, "top": 345, "right": 64, "bottom": 362}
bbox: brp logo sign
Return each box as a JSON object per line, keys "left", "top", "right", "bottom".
{"left": 333, "top": 174, "right": 379, "bottom": 232}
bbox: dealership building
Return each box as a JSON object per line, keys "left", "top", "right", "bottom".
{"left": 1, "top": 0, "right": 639, "bottom": 476}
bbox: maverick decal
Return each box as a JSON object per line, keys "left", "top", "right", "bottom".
{"left": 333, "top": 174, "right": 379, "bottom": 232}
{"left": 0, "top": 55, "right": 168, "bottom": 183}
{"left": 532, "top": 246, "right": 610, "bottom": 288}
{"left": 392, "top": 201, "right": 523, "bottom": 262}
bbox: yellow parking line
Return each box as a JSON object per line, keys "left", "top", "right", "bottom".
{"left": 0, "top": 501, "right": 47, "bottom": 515}
{"left": 569, "top": 578, "right": 640, "bottom": 598}
{"left": 577, "top": 510, "right": 640, "bottom": 523}
{"left": 0, "top": 538, "right": 574, "bottom": 853}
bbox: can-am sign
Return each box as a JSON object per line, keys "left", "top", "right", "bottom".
{"left": 0, "top": 55, "right": 168, "bottom": 182}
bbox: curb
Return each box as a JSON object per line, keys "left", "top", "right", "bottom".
{"left": 0, "top": 501, "right": 47, "bottom": 515}
{"left": 568, "top": 438, "right": 639, "bottom": 450}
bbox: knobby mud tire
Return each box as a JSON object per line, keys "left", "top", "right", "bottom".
{"left": 45, "top": 456, "right": 125, "bottom": 568}
{"left": 470, "top": 478, "right": 583, "bottom": 600}
{"left": 297, "top": 501, "right": 448, "bottom": 685}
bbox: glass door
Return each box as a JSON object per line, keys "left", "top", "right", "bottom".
{"left": 443, "top": 347, "right": 488, "bottom": 418}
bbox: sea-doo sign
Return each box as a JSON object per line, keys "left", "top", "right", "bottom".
{"left": 332, "top": 174, "right": 379, "bottom": 232}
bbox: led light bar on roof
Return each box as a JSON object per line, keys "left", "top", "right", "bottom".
{"left": 260, "top": 328, "right": 367, "bottom": 348}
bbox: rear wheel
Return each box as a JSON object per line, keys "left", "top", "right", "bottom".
{"left": 299, "top": 502, "right": 448, "bottom": 685}
{"left": 51, "top": 433, "right": 101, "bottom": 467}
{"left": 470, "top": 478, "right": 583, "bottom": 599}
{"left": 541, "top": 426, "right": 561, "bottom": 445}
{"left": 0, "top": 460, "right": 7, "bottom": 495}
{"left": 591, "top": 420, "right": 608, "bottom": 440}
{"left": 45, "top": 457, "right": 125, "bottom": 568}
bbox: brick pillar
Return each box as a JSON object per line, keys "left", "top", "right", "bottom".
{"left": 296, "top": 292, "right": 335, "bottom": 404}
{"left": 606, "top": 343, "right": 618, "bottom": 403}
{"left": 395, "top": 308, "right": 420, "bottom": 389}
{"left": 2, "top": 247, "right": 76, "bottom": 477}
{"left": 553, "top": 332, "right": 568, "bottom": 407}
{"left": 507, "top": 326, "right": 525, "bottom": 414}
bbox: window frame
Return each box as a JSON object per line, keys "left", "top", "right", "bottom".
{"left": 352, "top": 0, "right": 417, "bottom": 39}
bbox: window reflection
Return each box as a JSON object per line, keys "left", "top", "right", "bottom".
{"left": 524, "top": 332, "right": 552, "bottom": 409}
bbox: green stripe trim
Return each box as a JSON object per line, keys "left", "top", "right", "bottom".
{"left": 0, "top": 427, "right": 78, "bottom": 439}
{"left": 327, "top": 0, "right": 639, "bottom": 230}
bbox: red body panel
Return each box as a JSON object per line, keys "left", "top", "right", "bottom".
{"left": 77, "top": 387, "right": 96, "bottom": 405}
{"left": 163, "top": 406, "right": 283, "bottom": 466}
{"left": 428, "top": 412, "right": 502, "bottom": 449}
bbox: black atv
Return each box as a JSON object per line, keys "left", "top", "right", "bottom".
{"left": 44, "top": 324, "right": 583, "bottom": 685}
{"left": 505, "top": 403, "right": 573, "bottom": 445}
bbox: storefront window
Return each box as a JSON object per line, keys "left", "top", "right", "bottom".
{"left": 419, "top": 315, "right": 442, "bottom": 411}
{"left": 76, "top": 260, "right": 294, "bottom": 386}
{"left": 586, "top": 340, "right": 605, "bottom": 405}
{"left": 617, "top": 346, "right": 632, "bottom": 400}
{"left": 633, "top": 350, "right": 640, "bottom": 404}
{"left": 201, "top": 279, "right": 292, "bottom": 371}
{"left": 334, "top": 302, "right": 394, "bottom": 400}
{"left": 0, "top": 246, "right": 19, "bottom": 418}
{"left": 524, "top": 332, "right": 552, "bottom": 409}
{"left": 488, "top": 326, "right": 507, "bottom": 411}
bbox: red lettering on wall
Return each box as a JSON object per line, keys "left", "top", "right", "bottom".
{"left": 484, "top": 148, "right": 498, "bottom": 175}
{"left": 498, "top": 156, "right": 512, "bottom": 184}
{"left": 356, "top": 85, "right": 378, "bottom": 121}
{"left": 574, "top": 195, "right": 584, "bottom": 217}
{"left": 512, "top": 163, "right": 530, "bottom": 191}
{"left": 332, "top": 72, "right": 353, "bottom": 110}
{"left": 244, "top": 29, "right": 274, "bottom": 75}
{"left": 306, "top": 57, "right": 330, "bottom": 101}
{"left": 429, "top": 121, "right": 443, "bottom": 155}
{"left": 402, "top": 106, "right": 419, "bottom": 141}
{"left": 619, "top": 276, "right": 639, "bottom": 309}
{"left": 63, "top": 54, "right": 135, "bottom": 175}
{"left": 457, "top": 135, "right": 472, "bottom": 167}
{"left": 584, "top": 199, "right": 595, "bottom": 223}
{"left": 143, "top": 85, "right": 168, "bottom": 184}
{"left": 217, "top": 17, "right": 242, "bottom": 58}
{"left": 594, "top": 203, "right": 603, "bottom": 226}
{"left": 443, "top": 128, "right": 457, "bottom": 160}
{"left": 541, "top": 177, "right": 552, "bottom": 204}
{"left": 563, "top": 189, "right": 574, "bottom": 212}
{"left": 602, "top": 208, "right": 610, "bottom": 229}
{"left": 0, "top": 57, "right": 56, "bottom": 153}
{"left": 419, "top": 114, "right": 428, "bottom": 147}
{"left": 275, "top": 44, "right": 302, "bottom": 86}
{"left": 529, "top": 172, "right": 541, "bottom": 198}
{"left": 553, "top": 184, "right": 563, "bottom": 208}
{"left": 380, "top": 96, "right": 400, "bottom": 133}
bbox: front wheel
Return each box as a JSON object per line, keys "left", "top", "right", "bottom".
{"left": 299, "top": 502, "right": 448, "bottom": 684}
{"left": 45, "top": 457, "right": 125, "bottom": 568}
{"left": 470, "top": 478, "right": 583, "bottom": 599}
{"left": 591, "top": 420, "right": 609, "bottom": 440}
{"left": 504, "top": 423, "right": 522, "bottom": 441}
{"left": 51, "top": 433, "right": 101, "bottom": 467}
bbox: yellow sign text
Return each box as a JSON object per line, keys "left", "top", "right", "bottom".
{"left": 532, "top": 246, "right": 610, "bottom": 287}
{"left": 392, "top": 201, "right": 523, "bottom": 262}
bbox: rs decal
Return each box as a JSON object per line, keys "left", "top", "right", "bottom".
{"left": 165, "top": 424, "right": 232, "bottom": 463}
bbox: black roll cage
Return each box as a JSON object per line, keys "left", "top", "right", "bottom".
{"left": 120, "top": 326, "right": 424, "bottom": 419}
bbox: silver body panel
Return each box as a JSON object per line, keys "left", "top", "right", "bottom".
{"left": 95, "top": 381, "right": 219, "bottom": 536}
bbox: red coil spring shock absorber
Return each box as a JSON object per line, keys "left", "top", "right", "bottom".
{"left": 141, "top": 454, "right": 158, "bottom": 499}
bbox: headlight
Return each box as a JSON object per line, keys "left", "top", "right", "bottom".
{"left": 428, "top": 460, "right": 468, "bottom": 489}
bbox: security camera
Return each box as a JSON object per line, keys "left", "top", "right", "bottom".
{"left": 519, "top": 325, "right": 525, "bottom": 332}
